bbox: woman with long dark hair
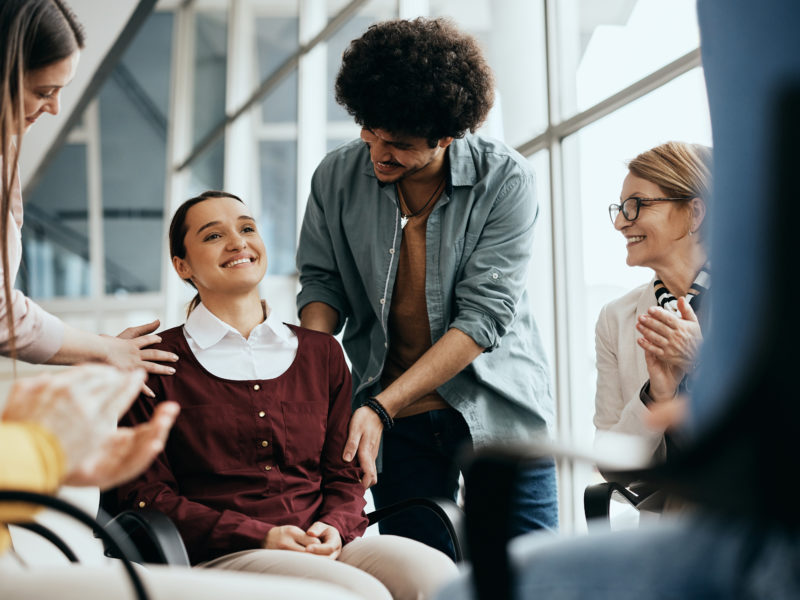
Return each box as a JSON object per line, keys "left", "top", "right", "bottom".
{"left": 0, "top": 0, "right": 177, "bottom": 376}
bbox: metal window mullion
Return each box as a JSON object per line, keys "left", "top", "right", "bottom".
{"left": 175, "top": 0, "right": 369, "bottom": 173}
{"left": 162, "top": 2, "right": 196, "bottom": 327}
{"left": 37, "top": 292, "right": 164, "bottom": 316}
{"left": 224, "top": 0, "right": 257, "bottom": 199}
{"left": 297, "top": 0, "right": 327, "bottom": 251}
{"left": 517, "top": 47, "right": 702, "bottom": 157}
{"left": 398, "top": 0, "right": 429, "bottom": 18}
{"left": 84, "top": 100, "right": 105, "bottom": 309}
{"left": 542, "top": 0, "right": 576, "bottom": 534}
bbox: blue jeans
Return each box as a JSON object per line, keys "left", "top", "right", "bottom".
{"left": 371, "top": 408, "right": 558, "bottom": 560}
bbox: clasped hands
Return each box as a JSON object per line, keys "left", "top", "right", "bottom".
{"left": 637, "top": 296, "right": 702, "bottom": 404}
{"left": 264, "top": 521, "right": 343, "bottom": 559}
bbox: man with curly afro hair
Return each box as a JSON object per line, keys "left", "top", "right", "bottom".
{"left": 297, "top": 17, "right": 557, "bottom": 560}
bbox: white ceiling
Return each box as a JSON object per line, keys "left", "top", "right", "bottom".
{"left": 19, "top": 0, "right": 143, "bottom": 189}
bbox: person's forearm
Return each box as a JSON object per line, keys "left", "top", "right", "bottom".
{"left": 376, "top": 328, "right": 484, "bottom": 416}
{"left": 300, "top": 302, "right": 339, "bottom": 334}
{"left": 45, "top": 323, "right": 108, "bottom": 365}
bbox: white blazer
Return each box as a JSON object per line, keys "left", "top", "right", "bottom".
{"left": 593, "top": 279, "right": 666, "bottom": 462}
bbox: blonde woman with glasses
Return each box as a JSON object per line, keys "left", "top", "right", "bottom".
{"left": 595, "top": 142, "right": 712, "bottom": 491}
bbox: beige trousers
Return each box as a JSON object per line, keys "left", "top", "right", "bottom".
{"left": 0, "top": 562, "right": 361, "bottom": 600}
{"left": 200, "top": 534, "right": 459, "bottom": 600}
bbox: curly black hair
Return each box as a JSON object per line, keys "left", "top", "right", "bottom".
{"left": 335, "top": 17, "right": 495, "bottom": 146}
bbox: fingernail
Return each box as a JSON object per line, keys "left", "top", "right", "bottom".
{"left": 343, "top": 453, "right": 352, "bottom": 462}
{"left": 168, "top": 367, "right": 176, "bottom": 374}
{"left": 171, "top": 354, "right": 179, "bottom": 361}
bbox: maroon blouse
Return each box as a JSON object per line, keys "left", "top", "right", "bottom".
{"left": 115, "top": 325, "right": 367, "bottom": 564}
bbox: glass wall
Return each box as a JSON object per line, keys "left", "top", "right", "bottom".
{"left": 99, "top": 11, "right": 174, "bottom": 294}
{"left": 557, "top": 0, "right": 700, "bottom": 116}
{"left": 23, "top": 0, "right": 709, "bottom": 531}
{"left": 20, "top": 143, "right": 90, "bottom": 299}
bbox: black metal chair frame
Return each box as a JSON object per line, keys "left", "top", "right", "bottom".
{"left": 99, "top": 495, "right": 465, "bottom": 567}
{"left": 583, "top": 481, "right": 658, "bottom": 527}
{"left": 0, "top": 490, "right": 151, "bottom": 600}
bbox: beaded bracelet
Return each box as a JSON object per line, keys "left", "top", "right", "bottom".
{"left": 362, "top": 397, "right": 395, "bottom": 430}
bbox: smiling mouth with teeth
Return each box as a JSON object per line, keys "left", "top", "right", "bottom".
{"left": 626, "top": 236, "right": 645, "bottom": 244}
{"left": 223, "top": 257, "right": 253, "bottom": 267}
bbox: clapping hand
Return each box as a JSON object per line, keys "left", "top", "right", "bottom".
{"left": 2, "top": 365, "right": 178, "bottom": 490}
{"left": 636, "top": 297, "right": 702, "bottom": 372}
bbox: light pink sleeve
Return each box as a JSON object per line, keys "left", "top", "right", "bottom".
{"left": 0, "top": 287, "right": 64, "bottom": 363}
{"left": 0, "top": 158, "right": 64, "bottom": 363}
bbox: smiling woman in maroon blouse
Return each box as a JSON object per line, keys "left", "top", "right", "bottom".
{"left": 115, "top": 191, "right": 457, "bottom": 600}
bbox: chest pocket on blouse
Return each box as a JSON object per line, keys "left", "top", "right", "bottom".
{"left": 281, "top": 400, "right": 328, "bottom": 468}
{"left": 171, "top": 405, "right": 243, "bottom": 474}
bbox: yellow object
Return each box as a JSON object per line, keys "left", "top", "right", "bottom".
{"left": 0, "top": 422, "right": 65, "bottom": 554}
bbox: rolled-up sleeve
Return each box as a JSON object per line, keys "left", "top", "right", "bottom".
{"left": 0, "top": 161, "right": 65, "bottom": 363}
{"left": 296, "top": 169, "right": 352, "bottom": 334}
{"left": 450, "top": 174, "right": 537, "bottom": 351}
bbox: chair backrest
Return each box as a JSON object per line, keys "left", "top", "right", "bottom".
{"left": 0, "top": 490, "right": 150, "bottom": 600}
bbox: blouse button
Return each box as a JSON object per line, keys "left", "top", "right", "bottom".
{"left": 379, "top": 298, "right": 386, "bottom": 305}
{"left": 258, "top": 411, "right": 266, "bottom": 418}
{"left": 261, "top": 440, "right": 269, "bottom": 448}
{"left": 389, "top": 248, "right": 395, "bottom": 254}
{"left": 491, "top": 272, "right": 499, "bottom": 279}
{"left": 253, "top": 384, "right": 261, "bottom": 391}
{"left": 264, "top": 465, "right": 272, "bottom": 471}
{"left": 138, "top": 501, "right": 146, "bottom": 508}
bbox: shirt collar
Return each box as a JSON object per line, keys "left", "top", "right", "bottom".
{"left": 359, "top": 135, "right": 478, "bottom": 188}
{"left": 185, "top": 301, "right": 293, "bottom": 349}
{"left": 261, "top": 304, "right": 294, "bottom": 343}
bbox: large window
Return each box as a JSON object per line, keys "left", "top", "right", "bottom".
{"left": 24, "top": 0, "right": 709, "bottom": 531}
{"left": 21, "top": 11, "right": 174, "bottom": 302}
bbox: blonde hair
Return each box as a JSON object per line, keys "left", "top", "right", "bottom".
{"left": 627, "top": 141, "right": 713, "bottom": 237}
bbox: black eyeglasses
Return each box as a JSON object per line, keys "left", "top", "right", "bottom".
{"left": 608, "top": 196, "right": 691, "bottom": 224}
